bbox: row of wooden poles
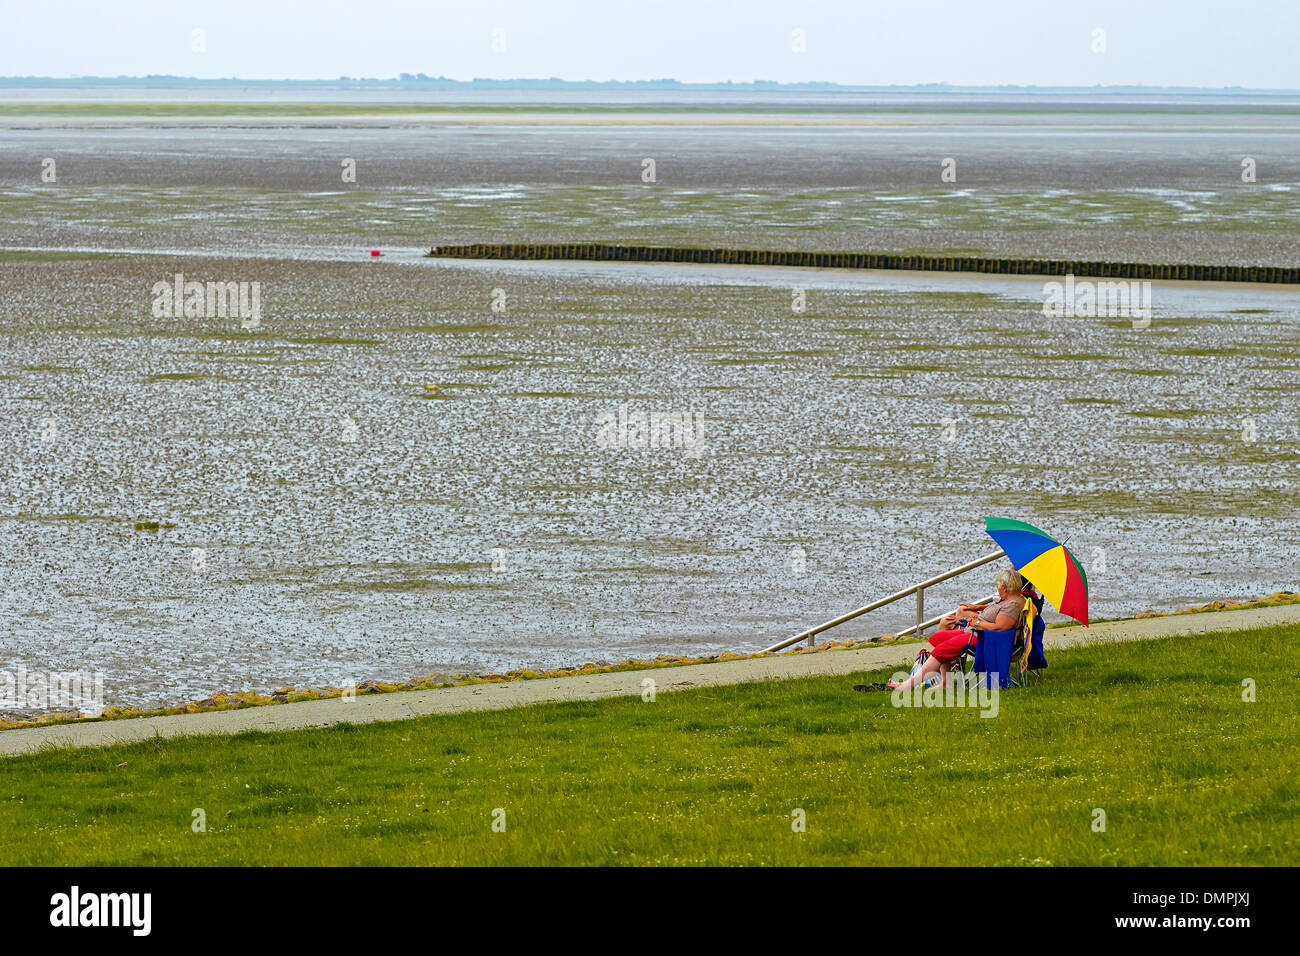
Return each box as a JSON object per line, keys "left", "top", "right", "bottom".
{"left": 426, "top": 243, "right": 1299, "bottom": 284}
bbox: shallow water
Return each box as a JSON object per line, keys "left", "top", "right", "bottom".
{"left": 1, "top": 103, "right": 1298, "bottom": 712}
{"left": 4, "top": 118, "right": 1300, "bottom": 264}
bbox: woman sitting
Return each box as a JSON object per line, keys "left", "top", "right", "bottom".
{"left": 888, "top": 568, "right": 1027, "bottom": 691}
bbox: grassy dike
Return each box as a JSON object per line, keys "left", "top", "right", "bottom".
{"left": 1, "top": 624, "right": 1295, "bottom": 866}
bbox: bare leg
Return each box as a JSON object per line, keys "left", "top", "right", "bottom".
{"left": 889, "top": 654, "right": 943, "bottom": 691}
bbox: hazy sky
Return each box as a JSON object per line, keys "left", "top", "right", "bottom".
{"left": 3, "top": 0, "right": 1295, "bottom": 88}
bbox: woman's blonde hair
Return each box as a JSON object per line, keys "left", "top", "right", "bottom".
{"left": 996, "top": 568, "right": 1025, "bottom": 593}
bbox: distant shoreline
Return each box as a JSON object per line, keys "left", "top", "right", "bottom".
{"left": 5, "top": 76, "right": 1300, "bottom": 96}
{"left": 7, "top": 100, "right": 1300, "bottom": 130}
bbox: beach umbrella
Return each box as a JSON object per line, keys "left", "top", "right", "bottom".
{"left": 982, "top": 516, "right": 1090, "bottom": 626}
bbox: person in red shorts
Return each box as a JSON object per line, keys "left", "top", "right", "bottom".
{"left": 888, "top": 568, "right": 1027, "bottom": 691}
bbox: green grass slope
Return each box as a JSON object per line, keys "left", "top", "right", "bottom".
{"left": 2, "top": 625, "right": 1294, "bottom": 866}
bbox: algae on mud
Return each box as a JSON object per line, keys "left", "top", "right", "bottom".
{"left": 1, "top": 249, "right": 1297, "bottom": 713}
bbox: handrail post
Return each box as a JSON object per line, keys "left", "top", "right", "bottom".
{"left": 896, "top": 592, "right": 998, "bottom": 638}
{"left": 915, "top": 588, "right": 924, "bottom": 637}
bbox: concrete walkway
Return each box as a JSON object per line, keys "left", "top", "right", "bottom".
{"left": 3, "top": 604, "right": 1297, "bottom": 757}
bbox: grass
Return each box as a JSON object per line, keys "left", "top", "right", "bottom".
{"left": 1, "top": 624, "right": 1295, "bottom": 866}
{"left": 1132, "top": 590, "right": 1300, "bottom": 619}
{"left": 132, "top": 520, "right": 176, "bottom": 532}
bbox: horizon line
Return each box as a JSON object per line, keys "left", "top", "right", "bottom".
{"left": 2, "top": 75, "right": 1298, "bottom": 95}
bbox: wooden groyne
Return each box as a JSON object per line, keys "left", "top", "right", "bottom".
{"left": 426, "top": 243, "right": 1300, "bottom": 284}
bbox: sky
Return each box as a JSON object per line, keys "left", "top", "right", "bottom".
{"left": 2, "top": 0, "right": 1296, "bottom": 88}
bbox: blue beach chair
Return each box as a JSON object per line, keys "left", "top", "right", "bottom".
{"left": 905, "top": 591, "right": 1047, "bottom": 690}
{"left": 971, "top": 592, "right": 1045, "bottom": 688}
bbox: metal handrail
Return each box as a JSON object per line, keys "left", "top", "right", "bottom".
{"left": 762, "top": 549, "right": 1007, "bottom": 654}
{"left": 894, "top": 592, "right": 998, "bottom": 638}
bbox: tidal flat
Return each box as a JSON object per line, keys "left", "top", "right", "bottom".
{"left": 1, "top": 249, "right": 1297, "bottom": 710}
{"left": 1, "top": 96, "right": 1297, "bottom": 710}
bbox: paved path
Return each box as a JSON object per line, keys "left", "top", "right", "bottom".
{"left": 4, "top": 604, "right": 1297, "bottom": 757}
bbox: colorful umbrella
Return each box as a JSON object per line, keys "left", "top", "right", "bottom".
{"left": 982, "top": 516, "right": 1090, "bottom": 626}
